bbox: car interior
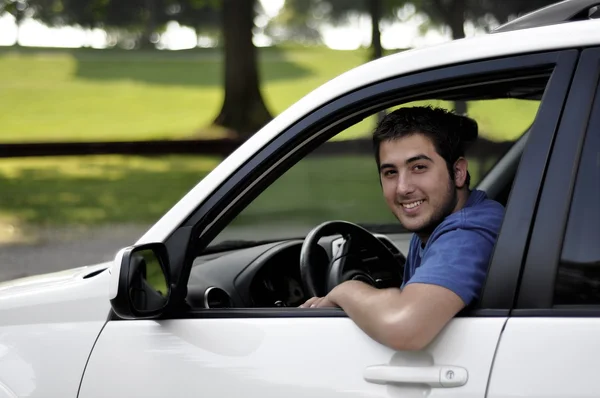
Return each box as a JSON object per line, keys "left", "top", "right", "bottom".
{"left": 184, "top": 71, "right": 549, "bottom": 311}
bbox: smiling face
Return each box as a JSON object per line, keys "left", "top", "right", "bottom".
{"left": 378, "top": 133, "right": 467, "bottom": 241}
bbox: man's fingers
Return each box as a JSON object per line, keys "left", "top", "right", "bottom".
{"left": 310, "top": 297, "right": 324, "bottom": 308}
{"left": 299, "top": 297, "right": 320, "bottom": 308}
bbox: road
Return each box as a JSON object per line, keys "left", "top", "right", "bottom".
{"left": 0, "top": 224, "right": 149, "bottom": 283}
{"left": 0, "top": 223, "right": 313, "bottom": 283}
{"left": 0, "top": 223, "right": 411, "bottom": 283}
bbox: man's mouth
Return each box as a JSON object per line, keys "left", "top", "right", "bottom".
{"left": 401, "top": 200, "right": 424, "bottom": 209}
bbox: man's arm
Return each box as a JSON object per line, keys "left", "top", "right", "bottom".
{"left": 302, "top": 280, "right": 465, "bottom": 351}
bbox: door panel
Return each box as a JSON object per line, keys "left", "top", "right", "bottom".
{"left": 79, "top": 317, "right": 506, "bottom": 398}
{"left": 487, "top": 318, "right": 600, "bottom": 398}
{"left": 490, "top": 48, "right": 600, "bottom": 398}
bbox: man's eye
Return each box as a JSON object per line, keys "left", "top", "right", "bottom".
{"left": 413, "top": 165, "right": 427, "bottom": 171}
{"left": 382, "top": 170, "right": 396, "bottom": 177}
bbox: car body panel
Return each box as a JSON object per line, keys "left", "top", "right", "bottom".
{"left": 79, "top": 317, "right": 506, "bottom": 398}
{"left": 0, "top": 263, "right": 110, "bottom": 398}
{"left": 485, "top": 46, "right": 600, "bottom": 398}
{"left": 487, "top": 318, "right": 600, "bottom": 398}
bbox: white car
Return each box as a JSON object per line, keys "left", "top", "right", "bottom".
{"left": 2, "top": 1, "right": 600, "bottom": 397}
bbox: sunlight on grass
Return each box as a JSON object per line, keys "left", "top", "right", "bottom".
{"left": 0, "top": 46, "right": 538, "bottom": 234}
{"left": 0, "top": 149, "right": 500, "bottom": 231}
{"left": 0, "top": 214, "right": 33, "bottom": 245}
{"left": 330, "top": 97, "right": 539, "bottom": 142}
{"left": 0, "top": 155, "right": 222, "bottom": 226}
{"left": 0, "top": 155, "right": 220, "bottom": 179}
{"left": 0, "top": 46, "right": 540, "bottom": 143}
{"left": 0, "top": 46, "right": 364, "bottom": 143}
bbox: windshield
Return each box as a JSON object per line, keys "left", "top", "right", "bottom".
{"left": 208, "top": 97, "right": 538, "bottom": 249}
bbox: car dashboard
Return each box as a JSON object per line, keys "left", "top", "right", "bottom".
{"left": 186, "top": 234, "right": 408, "bottom": 309}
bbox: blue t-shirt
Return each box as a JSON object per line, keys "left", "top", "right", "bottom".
{"left": 401, "top": 189, "right": 504, "bottom": 305}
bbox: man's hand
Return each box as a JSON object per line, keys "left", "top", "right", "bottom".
{"left": 298, "top": 295, "right": 338, "bottom": 308}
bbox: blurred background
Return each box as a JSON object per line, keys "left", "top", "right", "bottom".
{"left": 0, "top": 0, "right": 559, "bottom": 282}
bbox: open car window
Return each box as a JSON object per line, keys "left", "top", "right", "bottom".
{"left": 207, "top": 76, "right": 545, "bottom": 250}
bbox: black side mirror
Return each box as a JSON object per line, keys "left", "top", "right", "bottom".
{"left": 109, "top": 242, "right": 172, "bottom": 319}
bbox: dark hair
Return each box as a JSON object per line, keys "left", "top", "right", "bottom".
{"left": 372, "top": 106, "right": 478, "bottom": 187}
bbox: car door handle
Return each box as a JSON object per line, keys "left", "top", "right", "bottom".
{"left": 364, "top": 365, "right": 468, "bottom": 388}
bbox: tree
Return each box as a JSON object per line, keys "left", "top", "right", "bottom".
{"left": 213, "top": 0, "right": 272, "bottom": 138}
{"left": 165, "top": 0, "right": 221, "bottom": 45}
{"left": 25, "top": 0, "right": 175, "bottom": 48}
{"left": 368, "top": 0, "right": 383, "bottom": 60}
{"left": 415, "top": 0, "right": 560, "bottom": 41}
{"left": 1, "top": 0, "right": 31, "bottom": 45}
{"left": 273, "top": 0, "right": 408, "bottom": 61}
{"left": 412, "top": 0, "right": 559, "bottom": 114}
{"left": 272, "top": 0, "right": 407, "bottom": 124}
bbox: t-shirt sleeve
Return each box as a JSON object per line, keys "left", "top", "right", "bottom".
{"left": 403, "top": 226, "right": 495, "bottom": 305}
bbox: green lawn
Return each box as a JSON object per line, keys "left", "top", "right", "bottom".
{"left": 0, "top": 45, "right": 373, "bottom": 142}
{"left": 0, "top": 152, "right": 493, "bottom": 230}
{"left": 0, "top": 45, "right": 538, "bottom": 143}
{"left": 0, "top": 154, "right": 221, "bottom": 226}
{"left": 0, "top": 45, "right": 537, "bottom": 236}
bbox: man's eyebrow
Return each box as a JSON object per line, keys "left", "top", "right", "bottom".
{"left": 379, "top": 163, "right": 395, "bottom": 171}
{"left": 379, "top": 155, "right": 434, "bottom": 172}
{"left": 406, "top": 154, "right": 433, "bottom": 165}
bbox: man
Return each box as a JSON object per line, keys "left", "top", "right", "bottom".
{"left": 300, "top": 106, "right": 505, "bottom": 351}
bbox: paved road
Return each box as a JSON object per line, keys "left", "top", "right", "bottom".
{"left": 0, "top": 224, "right": 316, "bottom": 283}
{"left": 0, "top": 224, "right": 148, "bottom": 283}
{"left": 0, "top": 223, "right": 411, "bottom": 284}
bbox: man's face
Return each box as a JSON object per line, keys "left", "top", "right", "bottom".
{"left": 378, "top": 133, "right": 458, "bottom": 236}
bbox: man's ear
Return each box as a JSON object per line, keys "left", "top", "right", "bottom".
{"left": 453, "top": 157, "right": 468, "bottom": 188}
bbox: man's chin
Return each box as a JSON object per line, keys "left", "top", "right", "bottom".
{"left": 399, "top": 221, "right": 426, "bottom": 233}
{"left": 399, "top": 218, "right": 435, "bottom": 235}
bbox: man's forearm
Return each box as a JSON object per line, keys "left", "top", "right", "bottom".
{"left": 329, "top": 280, "right": 410, "bottom": 349}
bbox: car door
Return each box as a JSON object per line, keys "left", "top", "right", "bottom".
{"left": 78, "top": 49, "right": 577, "bottom": 398}
{"left": 486, "top": 47, "right": 600, "bottom": 398}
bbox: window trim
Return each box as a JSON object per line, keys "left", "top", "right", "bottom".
{"left": 516, "top": 47, "right": 600, "bottom": 311}
{"left": 150, "top": 50, "right": 580, "bottom": 320}
{"left": 479, "top": 49, "right": 579, "bottom": 311}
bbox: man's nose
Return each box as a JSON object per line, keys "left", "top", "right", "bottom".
{"left": 396, "top": 173, "right": 415, "bottom": 196}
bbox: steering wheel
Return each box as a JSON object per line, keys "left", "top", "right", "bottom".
{"left": 299, "top": 220, "right": 404, "bottom": 298}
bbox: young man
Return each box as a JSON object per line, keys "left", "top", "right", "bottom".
{"left": 299, "top": 106, "right": 505, "bottom": 351}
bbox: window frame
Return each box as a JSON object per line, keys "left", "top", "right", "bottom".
{"left": 113, "top": 49, "right": 580, "bottom": 321}
{"left": 515, "top": 46, "right": 600, "bottom": 315}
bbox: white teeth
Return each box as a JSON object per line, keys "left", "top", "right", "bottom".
{"left": 402, "top": 200, "right": 423, "bottom": 209}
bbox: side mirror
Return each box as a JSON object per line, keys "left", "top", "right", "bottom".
{"left": 109, "top": 242, "right": 172, "bottom": 319}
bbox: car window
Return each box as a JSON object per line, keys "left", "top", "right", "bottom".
{"left": 209, "top": 83, "right": 544, "bottom": 249}
{"left": 555, "top": 96, "right": 600, "bottom": 306}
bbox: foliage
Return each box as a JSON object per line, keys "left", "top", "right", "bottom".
{"left": 413, "top": 0, "right": 560, "bottom": 37}
{"left": 268, "top": 0, "right": 408, "bottom": 44}
{"left": 7, "top": 0, "right": 221, "bottom": 48}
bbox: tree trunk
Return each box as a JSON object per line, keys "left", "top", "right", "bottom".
{"left": 448, "top": 0, "right": 467, "bottom": 115}
{"left": 368, "top": 0, "right": 383, "bottom": 61}
{"left": 14, "top": 9, "right": 23, "bottom": 47}
{"left": 368, "top": 0, "right": 385, "bottom": 124}
{"left": 213, "top": 0, "right": 272, "bottom": 139}
{"left": 140, "top": 0, "right": 157, "bottom": 49}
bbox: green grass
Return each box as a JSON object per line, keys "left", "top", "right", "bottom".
{"left": 0, "top": 45, "right": 371, "bottom": 143}
{"left": 0, "top": 45, "right": 538, "bottom": 234}
{"left": 0, "top": 154, "right": 221, "bottom": 226}
{"left": 0, "top": 152, "right": 492, "bottom": 229}
{"left": 0, "top": 45, "right": 539, "bottom": 143}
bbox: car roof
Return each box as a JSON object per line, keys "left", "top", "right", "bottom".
{"left": 139, "top": 18, "right": 600, "bottom": 244}
{"left": 493, "top": 0, "right": 600, "bottom": 33}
